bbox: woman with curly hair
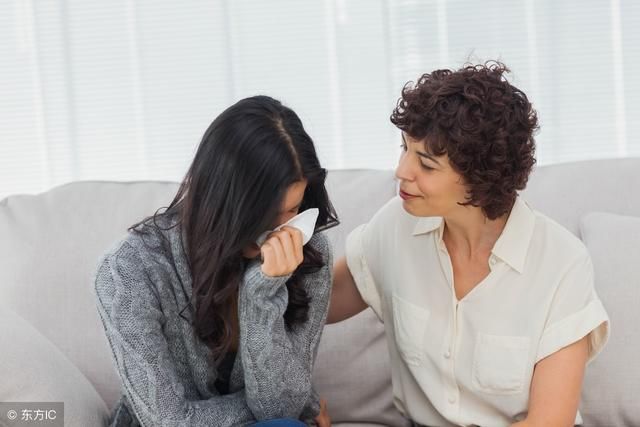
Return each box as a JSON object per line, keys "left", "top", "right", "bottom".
{"left": 328, "top": 62, "right": 609, "bottom": 427}
{"left": 94, "top": 95, "right": 336, "bottom": 426}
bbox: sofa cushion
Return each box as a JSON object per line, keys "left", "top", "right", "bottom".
{"left": 0, "top": 303, "right": 110, "bottom": 427}
{"left": 579, "top": 212, "right": 640, "bottom": 425}
{"left": 0, "top": 171, "right": 406, "bottom": 425}
{"left": 315, "top": 171, "right": 410, "bottom": 426}
{"left": 0, "top": 180, "right": 179, "bottom": 409}
{"left": 314, "top": 310, "right": 410, "bottom": 427}
{"left": 521, "top": 158, "right": 640, "bottom": 236}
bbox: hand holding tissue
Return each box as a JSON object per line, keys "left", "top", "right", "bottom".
{"left": 256, "top": 208, "right": 319, "bottom": 247}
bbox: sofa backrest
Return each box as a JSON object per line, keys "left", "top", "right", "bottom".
{"left": 0, "top": 170, "right": 401, "bottom": 422}
{"left": 522, "top": 157, "right": 640, "bottom": 235}
{"left": 0, "top": 180, "right": 179, "bottom": 410}
{"left": 1, "top": 158, "right": 638, "bottom": 426}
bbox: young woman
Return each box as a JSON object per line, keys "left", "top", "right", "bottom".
{"left": 94, "top": 95, "right": 337, "bottom": 427}
{"left": 328, "top": 63, "right": 609, "bottom": 427}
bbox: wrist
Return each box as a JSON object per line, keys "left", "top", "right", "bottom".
{"left": 243, "top": 260, "right": 291, "bottom": 295}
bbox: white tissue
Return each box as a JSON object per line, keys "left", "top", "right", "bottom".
{"left": 255, "top": 208, "right": 319, "bottom": 246}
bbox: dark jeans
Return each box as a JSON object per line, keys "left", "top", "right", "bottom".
{"left": 252, "top": 419, "right": 307, "bottom": 426}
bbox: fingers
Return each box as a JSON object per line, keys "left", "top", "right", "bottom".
{"left": 320, "top": 399, "right": 327, "bottom": 419}
{"left": 281, "top": 226, "right": 304, "bottom": 264}
{"left": 275, "top": 229, "right": 295, "bottom": 264}
{"left": 315, "top": 398, "right": 331, "bottom": 427}
{"left": 260, "top": 226, "right": 304, "bottom": 277}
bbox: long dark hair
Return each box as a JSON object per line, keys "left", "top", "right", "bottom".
{"left": 130, "top": 95, "right": 338, "bottom": 363}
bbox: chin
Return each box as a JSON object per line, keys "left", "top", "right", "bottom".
{"left": 401, "top": 200, "right": 422, "bottom": 216}
{"left": 402, "top": 199, "right": 436, "bottom": 217}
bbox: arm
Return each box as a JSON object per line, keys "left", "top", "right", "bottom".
{"left": 511, "top": 336, "right": 589, "bottom": 427}
{"left": 326, "top": 256, "right": 367, "bottom": 324}
{"left": 239, "top": 232, "right": 333, "bottom": 421}
{"left": 513, "top": 251, "right": 609, "bottom": 427}
{"left": 94, "top": 242, "right": 255, "bottom": 427}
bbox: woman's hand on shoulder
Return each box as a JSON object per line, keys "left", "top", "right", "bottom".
{"left": 260, "top": 226, "right": 304, "bottom": 277}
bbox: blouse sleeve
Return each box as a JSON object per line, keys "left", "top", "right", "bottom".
{"left": 345, "top": 221, "right": 385, "bottom": 323}
{"left": 536, "top": 250, "right": 610, "bottom": 363}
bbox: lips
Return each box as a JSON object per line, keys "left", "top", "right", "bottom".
{"left": 399, "top": 189, "right": 419, "bottom": 200}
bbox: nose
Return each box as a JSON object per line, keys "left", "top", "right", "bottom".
{"left": 274, "top": 211, "right": 297, "bottom": 228}
{"left": 281, "top": 212, "right": 297, "bottom": 225}
{"left": 395, "top": 150, "right": 414, "bottom": 183}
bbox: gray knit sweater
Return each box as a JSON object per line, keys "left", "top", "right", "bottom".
{"left": 94, "top": 214, "right": 332, "bottom": 427}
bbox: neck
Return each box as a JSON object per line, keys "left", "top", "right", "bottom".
{"left": 443, "top": 206, "right": 508, "bottom": 259}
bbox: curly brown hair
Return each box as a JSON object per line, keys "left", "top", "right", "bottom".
{"left": 390, "top": 61, "right": 538, "bottom": 220}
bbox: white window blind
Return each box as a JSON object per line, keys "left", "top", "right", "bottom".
{"left": 1, "top": 0, "right": 638, "bottom": 200}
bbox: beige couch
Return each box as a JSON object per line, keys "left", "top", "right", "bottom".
{"left": 1, "top": 158, "right": 639, "bottom": 426}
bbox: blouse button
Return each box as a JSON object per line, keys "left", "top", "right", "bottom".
{"left": 444, "top": 350, "right": 451, "bottom": 359}
{"left": 448, "top": 396, "right": 456, "bottom": 404}
{"left": 489, "top": 256, "right": 497, "bottom": 266}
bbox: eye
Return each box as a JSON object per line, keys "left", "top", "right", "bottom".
{"left": 399, "top": 143, "right": 407, "bottom": 152}
{"left": 420, "top": 162, "right": 434, "bottom": 171}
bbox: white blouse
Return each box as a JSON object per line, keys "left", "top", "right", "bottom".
{"left": 345, "top": 196, "right": 609, "bottom": 427}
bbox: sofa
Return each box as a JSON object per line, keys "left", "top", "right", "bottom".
{"left": 1, "top": 157, "right": 639, "bottom": 427}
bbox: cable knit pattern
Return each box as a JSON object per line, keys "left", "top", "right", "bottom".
{"left": 93, "top": 215, "right": 332, "bottom": 427}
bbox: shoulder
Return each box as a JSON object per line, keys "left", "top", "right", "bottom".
{"left": 308, "top": 231, "right": 331, "bottom": 255}
{"left": 94, "top": 214, "right": 178, "bottom": 293}
{"left": 532, "top": 208, "right": 590, "bottom": 266}
{"left": 93, "top": 236, "right": 159, "bottom": 315}
{"left": 96, "top": 234, "right": 143, "bottom": 277}
{"left": 520, "top": 206, "right": 595, "bottom": 294}
{"left": 308, "top": 231, "right": 333, "bottom": 270}
{"left": 369, "top": 196, "right": 413, "bottom": 226}
{"left": 355, "top": 196, "right": 422, "bottom": 243}
{"left": 94, "top": 234, "right": 150, "bottom": 304}
{"left": 349, "top": 196, "right": 428, "bottom": 258}
{"left": 98, "top": 226, "right": 161, "bottom": 272}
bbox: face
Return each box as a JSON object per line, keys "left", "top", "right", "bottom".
{"left": 242, "top": 179, "right": 308, "bottom": 258}
{"left": 395, "top": 132, "right": 468, "bottom": 217}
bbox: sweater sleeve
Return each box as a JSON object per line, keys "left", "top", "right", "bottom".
{"left": 94, "top": 241, "right": 256, "bottom": 427}
{"left": 238, "top": 232, "right": 333, "bottom": 423}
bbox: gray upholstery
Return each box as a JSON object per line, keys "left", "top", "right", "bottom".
{"left": 1, "top": 158, "right": 639, "bottom": 426}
